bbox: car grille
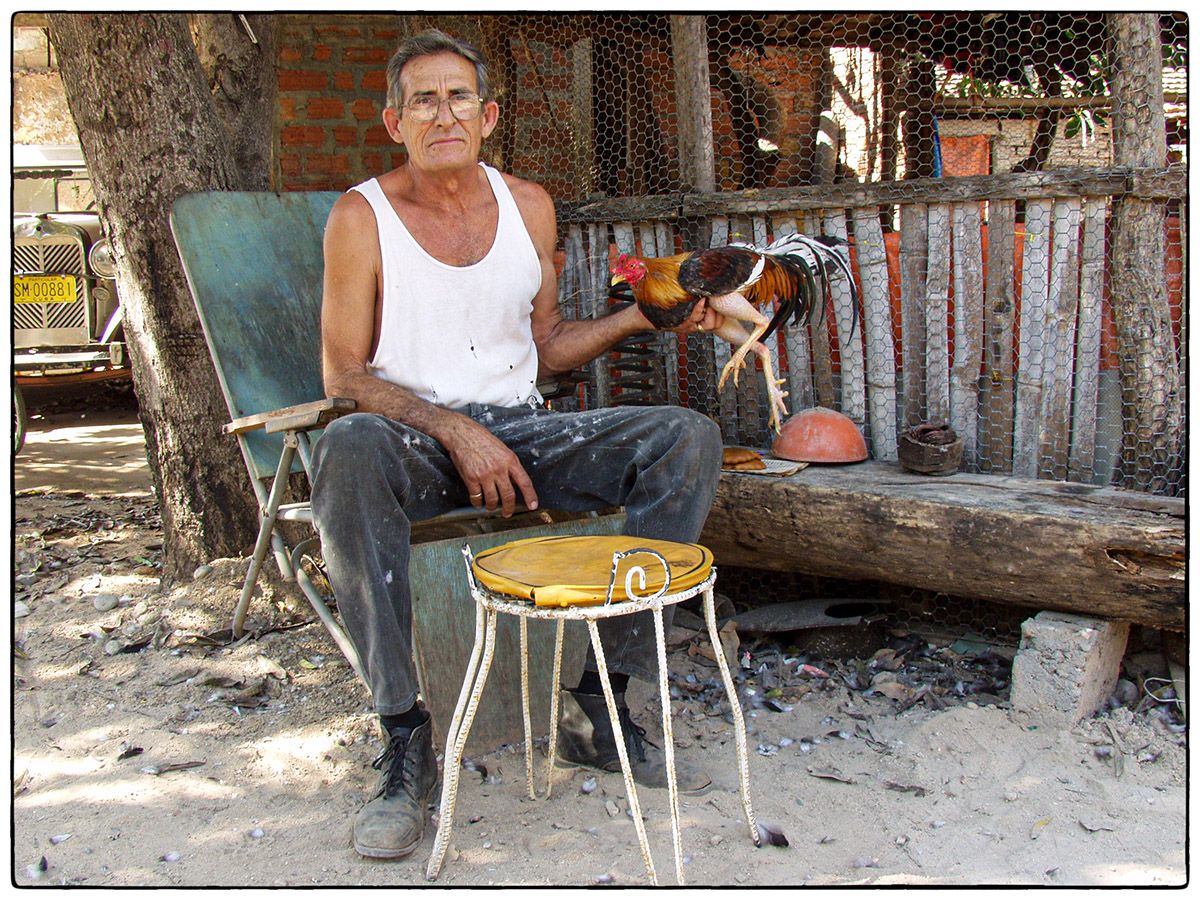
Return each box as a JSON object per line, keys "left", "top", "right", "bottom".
{"left": 13, "top": 237, "right": 88, "bottom": 332}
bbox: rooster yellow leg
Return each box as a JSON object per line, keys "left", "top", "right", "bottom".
{"left": 711, "top": 308, "right": 790, "bottom": 433}
{"left": 754, "top": 344, "right": 790, "bottom": 433}
{"left": 708, "top": 292, "right": 772, "bottom": 390}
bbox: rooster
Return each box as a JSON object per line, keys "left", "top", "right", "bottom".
{"left": 610, "top": 232, "right": 857, "bottom": 432}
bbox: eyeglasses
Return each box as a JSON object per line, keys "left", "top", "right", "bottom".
{"left": 402, "top": 92, "right": 484, "bottom": 123}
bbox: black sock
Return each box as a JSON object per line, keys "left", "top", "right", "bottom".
{"left": 380, "top": 705, "right": 425, "bottom": 734}
{"left": 574, "top": 669, "right": 629, "bottom": 697}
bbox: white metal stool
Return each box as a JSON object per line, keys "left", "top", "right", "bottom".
{"left": 425, "top": 534, "right": 759, "bottom": 885}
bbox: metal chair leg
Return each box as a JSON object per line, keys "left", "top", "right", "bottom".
{"left": 703, "top": 586, "right": 759, "bottom": 845}
{"left": 232, "top": 438, "right": 296, "bottom": 637}
{"left": 586, "top": 619, "right": 658, "bottom": 886}
{"left": 427, "top": 606, "right": 499, "bottom": 881}
{"left": 291, "top": 544, "right": 368, "bottom": 687}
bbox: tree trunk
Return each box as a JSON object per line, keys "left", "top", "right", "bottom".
{"left": 47, "top": 12, "right": 264, "bottom": 580}
{"left": 189, "top": 13, "right": 279, "bottom": 190}
{"left": 1107, "top": 13, "right": 1181, "bottom": 494}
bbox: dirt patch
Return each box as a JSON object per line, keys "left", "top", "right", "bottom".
{"left": 9, "top": 401, "right": 1187, "bottom": 886}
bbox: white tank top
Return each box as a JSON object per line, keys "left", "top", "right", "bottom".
{"left": 350, "top": 164, "right": 543, "bottom": 409}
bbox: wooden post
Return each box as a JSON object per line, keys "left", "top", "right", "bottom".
{"left": 571, "top": 38, "right": 595, "bottom": 196}
{"left": 1107, "top": 13, "right": 1181, "bottom": 494}
{"left": 670, "top": 15, "right": 716, "bottom": 192}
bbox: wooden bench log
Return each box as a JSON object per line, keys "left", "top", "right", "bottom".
{"left": 700, "top": 461, "right": 1185, "bottom": 631}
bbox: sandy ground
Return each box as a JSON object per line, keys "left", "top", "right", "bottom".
{"left": 8, "top": 389, "right": 1189, "bottom": 887}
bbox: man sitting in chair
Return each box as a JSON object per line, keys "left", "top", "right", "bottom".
{"left": 314, "top": 28, "right": 723, "bottom": 860}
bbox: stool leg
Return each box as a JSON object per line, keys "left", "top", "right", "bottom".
{"left": 586, "top": 619, "right": 658, "bottom": 886}
{"left": 651, "top": 600, "right": 685, "bottom": 885}
{"left": 426, "top": 607, "right": 499, "bottom": 881}
{"left": 442, "top": 597, "right": 487, "bottom": 757}
{"left": 703, "top": 586, "right": 760, "bottom": 846}
{"left": 542, "top": 619, "right": 566, "bottom": 801}
{"left": 519, "top": 616, "right": 535, "bottom": 801}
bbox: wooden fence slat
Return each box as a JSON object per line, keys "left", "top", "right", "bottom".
{"left": 561, "top": 225, "right": 582, "bottom": 317}
{"left": 639, "top": 220, "right": 682, "bottom": 406}
{"left": 981, "top": 199, "right": 1017, "bottom": 472}
{"left": 771, "top": 214, "right": 815, "bottom": 412}
{"left": 655, "top": 221, "right": 672, "bottom": 258}
{"left": 1013, "top": 198, "right": 1053, "bottom": 477}
{"left": 950, "top": 201, "right": 985, "bottom": 467}
{"left": 823, "top": 210, "right": 865, "bottom": 426}
{"left": 1070, "top": 198, "right": 1107, "bottom": 482}
{"left": 1179, "top": 202, "right": 1188, "bottom": 440}
{"left": 706, "top": 217, "right": 738, "bottom": 438}
{"left": 612, "top": 222, "right": 636, "bottom": 255}
{"left": 754, "top": 215, "right": 781, "bottom": 435}
{"left": 709, "top": 215, "right": 729, "bottom": 247}
{"left": 851, "top": 205, "right": 898, "bottom": 460}
{"left": 803, "top": 211, "right": 836, "bottom": 409}
{"left": 925, "top": 204, "right": 952, "bottom": 424}
{"left": 899, "top": 203, "right": 929, "bottom": 428}
{"left": 752, "top": 216, "right": 769, "bottom": 246}
{"left": 586, "top": 222, "right": 608, "bottom": 312}
{"left": 582, "top": 223, "right": 612, "bottom": 407}
{"left": 1039, "top": 198, "right": 1082, "bottom": 478}
{"left": 636, "top": 220, "right": 658, "bottom": 257}
{"left": 727, "top": 215, "right": 762, "bottom": 439}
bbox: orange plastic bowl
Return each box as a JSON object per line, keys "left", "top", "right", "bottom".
{"left": 772, "top": 407, "right": 868, "bottom": 463}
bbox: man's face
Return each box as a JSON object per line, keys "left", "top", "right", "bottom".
{"left": 383, "top": 51, "right": 499, "bottom": 173}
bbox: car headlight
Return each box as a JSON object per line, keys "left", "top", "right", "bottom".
{"left": 88, "top": 239, "right": 117, "bottom": 279}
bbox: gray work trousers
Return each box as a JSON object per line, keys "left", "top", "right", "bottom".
{"left": 310, "top": 403, "right": 723, "bottom": 716}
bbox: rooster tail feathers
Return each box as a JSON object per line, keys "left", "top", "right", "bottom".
{"left": 757, "top": 230, "right": 859, "bottom": 339}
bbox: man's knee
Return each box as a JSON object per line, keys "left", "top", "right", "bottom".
{"left": 656, "top": 407, "right": 722, "bottom": 462}
{"left": 313, "top": 413, "right": 404, "bottom": 488}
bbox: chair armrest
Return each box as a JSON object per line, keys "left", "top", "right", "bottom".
{"left": 224, "top": 397, "right": 357, "bottom": 436}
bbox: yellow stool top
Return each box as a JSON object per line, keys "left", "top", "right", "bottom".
{"left": 471, "top": 535, "right": 714, "bottom": 608}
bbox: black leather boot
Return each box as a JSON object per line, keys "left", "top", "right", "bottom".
{"left": 555, "top": 688, "right": 712, "bottom": 794}
{"left": 353, "top": 709, "right": 439, "bottom": 858}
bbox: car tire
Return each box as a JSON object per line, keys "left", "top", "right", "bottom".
{"left": 14, "top": 384, "right": 27, "bottom": 456}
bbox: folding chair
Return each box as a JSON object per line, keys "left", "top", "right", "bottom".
{"left": 169, "top": 191, "right": 369, "bottom": 679}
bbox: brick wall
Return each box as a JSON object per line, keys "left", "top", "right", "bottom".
{"left": 276, "top": 14, "right": 407, "bottom": 191}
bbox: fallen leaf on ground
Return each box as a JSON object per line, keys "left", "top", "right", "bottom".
{"left": 141, "top": 760, "right": 206, "bottom": 776}
{"left": 883, "top": 780, "right": 928, "bottom": 797}
{"left": 808, "top": 766, "right": 855, "bottom": 784}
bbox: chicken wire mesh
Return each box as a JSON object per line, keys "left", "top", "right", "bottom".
{"left": 386, "top": 13, "right": 1185, "bottom": 497}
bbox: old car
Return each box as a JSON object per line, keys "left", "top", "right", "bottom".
{"left": 13, "top": 143, "right": 129, "bottom": 452}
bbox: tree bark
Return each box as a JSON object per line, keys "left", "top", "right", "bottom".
{"left": 1107, "top": 13, "right": 1181, "bottom": 494}
{"left": 47, "top": 12, "right": 264, "bottom": 580}
{"left": 189, "top": 13, "right": 279, "bottom": 190}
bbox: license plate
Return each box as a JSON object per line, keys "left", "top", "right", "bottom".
{"left": 14, "top": 275, "right": 79, "bottom": 304}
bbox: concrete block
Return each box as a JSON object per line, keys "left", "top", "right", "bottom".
{"left": 1009, "top": 611, "right": 1130, "bottom": 727}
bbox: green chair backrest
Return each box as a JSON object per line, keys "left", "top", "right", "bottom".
{"left": 171, "top": 191, "right": 342, "bottom": 480}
